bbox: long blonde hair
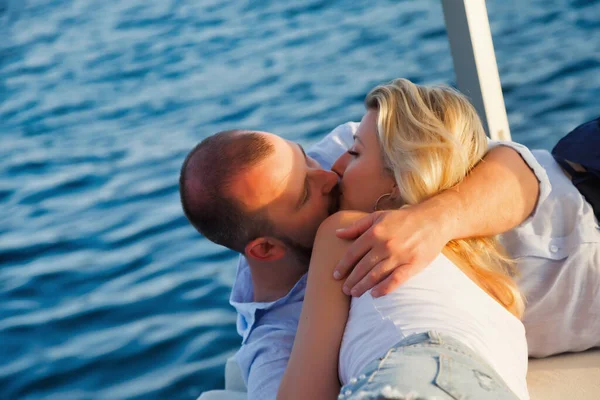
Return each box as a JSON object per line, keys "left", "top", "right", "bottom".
{"left": 366, "top": 78, "right": 524, "bottom": 319}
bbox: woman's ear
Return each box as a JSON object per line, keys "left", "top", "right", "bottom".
{"left": 391, "top": 184, "right": 401, "bottom": 200}
{"left": 390, "top": 184, "right": 404, "bottom": 208}
{"left": 244, "top": 237, "right": 287, "bottom": 262}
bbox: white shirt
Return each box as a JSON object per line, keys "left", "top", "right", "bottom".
{"left": 339, "top": 254, "right": 530, "bottom": 399}
{"left": 499, "top": 148, "right": 600, "bottom": 357}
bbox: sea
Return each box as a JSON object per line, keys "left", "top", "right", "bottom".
{"left": 1, "top": 0, "right": 599, "bottom": 398}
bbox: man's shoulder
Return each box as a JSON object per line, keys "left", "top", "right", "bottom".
{"left": 308, "top": 123, "right": 356, "bottom": 150}
{"left": 235, "top": 314, "right": 299, "bottom": 380}
{"left": 308, "top": 122, "right": 358, "bottom": 169}
{"left": 230, "top": 254, "right": 307, "bottom": 341}
{"left": 235, "top": 324, "right": 296, "bottom": 398}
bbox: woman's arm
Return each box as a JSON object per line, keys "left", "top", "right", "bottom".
{"left": 277, "top": 211, "right": 368, "bottom": 400}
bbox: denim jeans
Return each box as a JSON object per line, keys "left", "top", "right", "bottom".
{"left": 339, "top": 331, "right": 520, "bottom": 400}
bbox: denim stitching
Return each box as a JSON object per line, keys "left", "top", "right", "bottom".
{"left": 435, "top": 354, "right": 463, "bottom": 400}
{"left": 401, "top": 342, "right": 478, "bottom": 359}
{"left": 366, "top": 346, "right": 397, "bottom": 384}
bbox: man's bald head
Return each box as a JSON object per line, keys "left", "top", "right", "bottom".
{"left": 179, "top": 130, "right": 275, "bottom": 253}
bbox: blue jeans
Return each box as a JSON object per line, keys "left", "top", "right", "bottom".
{"left": 339, "top": 331, "right": 520, "bottom": 400}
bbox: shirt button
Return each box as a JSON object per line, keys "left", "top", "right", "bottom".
{"left": 338, "top": 394, "right": 345, "bottom": 399}
{"left": 349, "top": 377, "right": 357, "bottom": 384}
{"left": 550, "top": 245, "right": 558, "bottom": 253}
{"left": 358, "top": 374, "right": 366, "bottom": 380}
{"left": 345, "top": 389, "right": 352, "bottom": 396}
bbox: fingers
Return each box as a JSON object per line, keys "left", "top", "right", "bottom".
{"left": 333, "top": 229, "right": 372, "bottom": 280}
{"left": 344, "top": 258, "right": 398, "bottom": 297}
{"left": 335, "top": 213, "right": 376, "bottom": 240}
{"left": 370, "top": 265, "right": 416, "bottom": 297}
{"left": 341, "top": 250, "right": 387, "bottom": 295}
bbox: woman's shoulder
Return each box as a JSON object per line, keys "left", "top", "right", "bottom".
{"left": 402, "top": 253, "right": 472, "bottom": 287}
{"left": 316, "top": 210, "right": 370, "bottom": 235}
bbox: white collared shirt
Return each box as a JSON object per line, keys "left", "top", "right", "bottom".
{"left": 498, "top": 147, "right": 600, "bottom": 357}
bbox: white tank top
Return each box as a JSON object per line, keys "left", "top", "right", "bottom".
{"left": 338, "top": 254, "right": 529, "bottom": 400}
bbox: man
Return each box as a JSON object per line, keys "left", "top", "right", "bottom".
{"left": 180, "top": 122, "right": 600, "bottom": 399}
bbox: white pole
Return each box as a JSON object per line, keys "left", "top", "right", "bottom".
{"left": 441, "top": 0, "right": 512, "bottom": 141}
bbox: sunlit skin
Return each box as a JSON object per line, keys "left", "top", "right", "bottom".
{"left": 229, "top": 113, "right": 397, "bottom": 264}
{"left": 332, "top": 109, "right": 398, "bottom": 212}
{"left": 228, "top": 132, "right": 339, "bottom": 253}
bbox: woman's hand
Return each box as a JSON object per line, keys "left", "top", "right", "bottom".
{"left": 333, "top": 203, "right": 453, "bottom": 298}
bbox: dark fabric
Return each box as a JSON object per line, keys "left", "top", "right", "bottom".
{"left": 552, "top": 117, "right": 600, "bottom": 220}
{"left": 575, "top": 175, "right": 600, "bottom": 221}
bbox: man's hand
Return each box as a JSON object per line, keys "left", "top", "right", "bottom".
{"left": 332, "top": 145, "right": 540, "bottom": 298}
{"left": 333, "top": 204, "right": 452, "bottom": 298}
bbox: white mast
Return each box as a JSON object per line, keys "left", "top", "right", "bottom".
{"left": 441, "top": 0, "right": 512, "bottom": 141}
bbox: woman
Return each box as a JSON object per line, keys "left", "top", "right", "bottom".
{"left": 277, "top": 79, "right": 529, "bottom": 399}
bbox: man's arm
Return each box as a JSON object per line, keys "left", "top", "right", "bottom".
{"left": 434, "top": 144, "right": 540, "bottom": 238}
{"left": 333, "top": 145, "right": 541, "bottom": 297}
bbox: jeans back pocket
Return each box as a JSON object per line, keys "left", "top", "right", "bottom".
{"left": 434, "top": 354, "right": 518, "bottom": 400}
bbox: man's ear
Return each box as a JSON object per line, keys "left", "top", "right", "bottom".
{"left": 244, "top": 237, "right": 287, "bottom": 262}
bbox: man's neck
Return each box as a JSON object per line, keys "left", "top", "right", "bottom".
{"left": 247, "top": 256, "right": 308, "bottom": 303}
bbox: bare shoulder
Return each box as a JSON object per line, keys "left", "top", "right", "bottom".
{"left": 317, "top": 211, "right": 369, "bottom": 234}
{"left": 310, "top": 211, "right": 369, "bottom": 272}
{"left": 309, "top": 212, "right": 368, "bottom": 277}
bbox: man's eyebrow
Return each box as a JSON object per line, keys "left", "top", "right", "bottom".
{"left": 296, "top": 175, "right": 309, "bottom": 210}
{"left": 352, "top": 134, "right": 364, "bottom": 146}
{"left": 295, "top": 143, "right": 309, "bottom": 209}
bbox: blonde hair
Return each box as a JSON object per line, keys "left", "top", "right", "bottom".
{"left": 366, "top": 78, "right": 524, "bottom": 319}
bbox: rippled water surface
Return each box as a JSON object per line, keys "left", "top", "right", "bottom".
{"left": 1, "top": 0, "right": 599, "bottom": 398}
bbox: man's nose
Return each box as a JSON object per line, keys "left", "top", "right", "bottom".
{"left": 331, "top": 152, "right": 349, "bottom": 177}
{"left": 319, "top": 169, "right": 339, "bottom": 195}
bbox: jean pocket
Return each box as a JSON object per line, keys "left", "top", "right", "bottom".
{"left": 433, "top": 355, "right": 516, "bottom": 400}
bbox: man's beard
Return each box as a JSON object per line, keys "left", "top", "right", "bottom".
{"left": 279, "top": 235, "right": 312, "bottom": 267}
{"left": 276, "top": 184, "right": 341, "bottom": 268}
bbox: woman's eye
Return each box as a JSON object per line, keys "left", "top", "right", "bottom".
{"left": 347, "top": 150, "right": 359, "bottom": 156}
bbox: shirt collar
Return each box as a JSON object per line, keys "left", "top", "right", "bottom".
{"left": 229, "top": 256, "right": 307, "bottom": 342}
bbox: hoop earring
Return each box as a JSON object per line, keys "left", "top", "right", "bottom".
{"left": 373, "top": 193, "right": 392, "bottom": 211}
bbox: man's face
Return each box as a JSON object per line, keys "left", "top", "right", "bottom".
{"left": 229, "top": 132, "right": 340, "bottom": 252}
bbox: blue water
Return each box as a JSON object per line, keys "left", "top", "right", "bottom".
{"left": 1, "top": 0, "right": 598, "bottom": 398}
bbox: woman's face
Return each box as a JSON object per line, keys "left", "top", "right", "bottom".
{"left": 332, "top": 109, "right": 397, "bottom": 212}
